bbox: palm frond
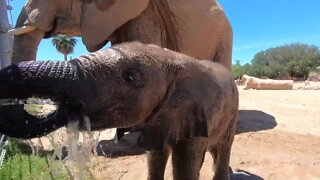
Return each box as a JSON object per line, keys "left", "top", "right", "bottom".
{"left": 51, "top": 35, "right": 77, "bottom": 60}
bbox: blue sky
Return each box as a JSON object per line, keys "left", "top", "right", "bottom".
{"left": 7, "top": 0, "right": 320, "bottom": 64}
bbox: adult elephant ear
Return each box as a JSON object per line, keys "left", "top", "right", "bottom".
{"left": 81, "top": 0, "right": 150, "bottom": 51}
{"left": 138, "top": 71, "right": 225, "bottom": 150}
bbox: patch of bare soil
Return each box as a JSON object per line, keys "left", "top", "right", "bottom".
{"left": 89, "top": 129, "right": 320, "bottom": 180}
{"left": 231, "top": 130, "right": 320, "bottom": 179}
{"left": 29, "top": 88, "right": 320, "bottom": 179}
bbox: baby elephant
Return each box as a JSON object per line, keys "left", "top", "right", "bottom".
{"left": 0, "top": 42, "right": 238, "bottom": 180}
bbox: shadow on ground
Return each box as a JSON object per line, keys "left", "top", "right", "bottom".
{"left": 237, "top": 110, "right": 277, "bottom": 134}
{"left": 95, "top": 110, "right": 277, "bottom": 157}
{"left": 95, "top": 132, "right": 145, "bottom": 157}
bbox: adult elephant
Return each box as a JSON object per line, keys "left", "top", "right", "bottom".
{"left": 9, "top": 0, "right": 232, "bottom": 70}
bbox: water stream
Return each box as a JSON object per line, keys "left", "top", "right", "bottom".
{"left": 47, "top": 116, "right": 99, "bottom": 180}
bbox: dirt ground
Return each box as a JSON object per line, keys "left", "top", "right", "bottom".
{"left": 30, "top": 83, "right": 320, "bottom": 180}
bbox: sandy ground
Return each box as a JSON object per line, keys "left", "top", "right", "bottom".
{"left": 28, "top": 83, "right": 320, "bottom": 179}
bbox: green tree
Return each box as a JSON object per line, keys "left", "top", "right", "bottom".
{"left": 241, "top": 63, "right": 252, "bottom": 75}
{"left": 250, "top": 43, "right": 320, "bottom": 79}
{"left": 51, "top": 35, "right": 77, "bottom": 61}
{"left": 231, "top": 60, "right": 252, "bottom": 79}
{"left": 231, "top": 60, "right": 242, "bottom": 79}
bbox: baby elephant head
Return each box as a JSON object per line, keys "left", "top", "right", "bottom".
{"left": 0, "top": 42, "right": 237, "bottom": 149}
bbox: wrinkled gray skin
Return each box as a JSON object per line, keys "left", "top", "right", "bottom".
{"left": 11, "top": 0, "right": 232, "bottom": 69}
{"left": 0, "top": 42, "right": 238, "bottom": 180}
{"left": 12, "top": 0, "right": 233, "bottom": 142}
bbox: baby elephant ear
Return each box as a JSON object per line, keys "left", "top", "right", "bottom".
{"left": 138, "top": 78, "right": 215, "bottom": 150}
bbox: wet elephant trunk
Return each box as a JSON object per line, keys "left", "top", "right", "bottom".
{"left": 0, "top": 60, "right": 85, "bottom": 138}
{"left": 11, "top": 8, "right": 45, "bottom": 63}
{"left": 0, "top": 103, "right": 66, "bottom": 139}
{"left": 0, "top": 60, "right": 80, "bottom": 100}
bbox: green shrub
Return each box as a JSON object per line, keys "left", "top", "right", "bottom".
{"left": 0, "top": 153, "right": 68, "bottom": 180}
{"left": 0, "top": 139, "right": 68, "bottom": 179}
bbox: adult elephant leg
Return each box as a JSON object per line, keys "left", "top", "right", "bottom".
{"left": 215, "top": 45, "right": 232, "bottom": 72}
{"left": 147, "top": 146, "right": 170, "bottom": 180}
{"left": 212, "top": 21, "right": 233, "bottom": 72}
{"left": 171, "top": 138, "right": 207, "bottom": 180}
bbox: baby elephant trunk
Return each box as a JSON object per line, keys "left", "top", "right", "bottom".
{"left": 0, "top": 60, "right": 80, "bottom": 100}
{"left": 0, "top": 60, "right": 82, "bottom": 138}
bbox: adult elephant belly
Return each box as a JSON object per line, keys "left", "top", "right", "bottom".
{"left": 168, "top": 0, "right": 233, "bottom": 69}
{"left": 109, "top": 0, "right": 179, "bottom": 52}
{"left": 110, "top": 0, "right": 232, "bottom": 70}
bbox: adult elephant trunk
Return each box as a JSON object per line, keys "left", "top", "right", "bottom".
{"left": 10, "top": 9, "right": 45, "bottom": 64}
{"left": 0, "top": 60, "right": 86, "bottom": 138}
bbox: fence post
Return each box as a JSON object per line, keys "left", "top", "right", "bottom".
{"left": 0, "top": 0, "right": 13, "bottom": 69}
{"left": 0, "top": 0, "right": 13, "bottom": 167}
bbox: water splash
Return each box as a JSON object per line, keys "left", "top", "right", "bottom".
{"left": 49, "top": 115, "right": 98, "bottom": 179}
{"left": 1, "top": 97, "right": 118, "bottom": 179}
{"left": 1, "top": 97, "right": 98, "bottom": 179}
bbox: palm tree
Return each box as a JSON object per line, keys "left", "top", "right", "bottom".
{"left": 51, "top": 35, "right": 77, "bottom": 61}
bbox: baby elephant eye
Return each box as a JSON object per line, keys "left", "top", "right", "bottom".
{"left": 123, "top": 70, "right": 140, "bottom": 83}
{"left": 126, "top": 74, "right": 135, "bottom": 82}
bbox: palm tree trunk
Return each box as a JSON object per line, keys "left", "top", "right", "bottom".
{"left": 64, "top": 53, "right": 67, "bottom": 61}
